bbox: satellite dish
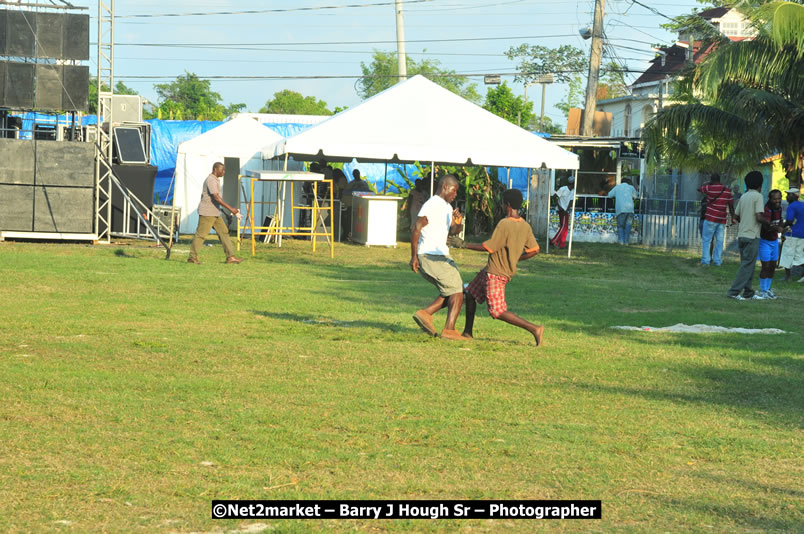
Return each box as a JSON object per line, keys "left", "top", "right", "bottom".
{"left": 579, "top": 26, "right": 592, "bottom": 40}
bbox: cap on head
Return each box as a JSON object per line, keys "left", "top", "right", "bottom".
{"left": 568, "top": 176, "right": 575, "bottom": 183}
{"left": 786, "top": 187, "right": 800, "bottom": 196}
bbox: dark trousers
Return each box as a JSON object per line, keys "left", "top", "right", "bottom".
{"left": 727, "top": 237, "right": 759, "bottom": 297}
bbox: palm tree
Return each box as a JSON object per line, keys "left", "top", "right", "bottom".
{"left": 644, "top": 1, "right": 804, "bottom": 186}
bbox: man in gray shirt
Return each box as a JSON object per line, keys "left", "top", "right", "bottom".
{"left": 188, "top": 162, "right": 243, "bottom": 264}
{"left": 727, "top": 171, "right": 766, "bottom": 299}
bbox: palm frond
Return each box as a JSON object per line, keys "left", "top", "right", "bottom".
{"left": 753, "top": 1, "right": 804, "bottom": 54}
{"left": 643, "top": 104, "right": 770, "bottom": 172}
{"left": 696, "top": 39, "right": 804, "bottom": 101}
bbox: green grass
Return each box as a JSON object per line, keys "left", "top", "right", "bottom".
{"left": 0, "top": 237, "right": 802, "bottom": 533}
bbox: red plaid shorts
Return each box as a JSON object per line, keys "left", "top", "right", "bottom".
{"left": 465, "top": 268, "right": 508, "bottom": 319}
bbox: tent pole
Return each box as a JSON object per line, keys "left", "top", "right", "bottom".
{"left": 567, "top": 169, "right": 578, "bottom": 259}
{"left": 544, "top": 169, "right": 550, "bottom": 255}
{"left": 279, "top": 153, "right": 289, "bottom": 247}
{"left": 384, "top": 162, "right": 387, "bottom": 193}
{"left": 430, "top": 162, "right": 435, "bottom": 197}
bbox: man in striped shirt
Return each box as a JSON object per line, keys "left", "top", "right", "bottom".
{"left": 699, "top": 173, "right": 735, "bottom": 266}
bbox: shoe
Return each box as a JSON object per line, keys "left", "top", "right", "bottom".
{"left": 225, "top": 256, "right": 243, "bottom": 264}
{"left": 727, "top": 294, "right": 745, "bottom": 300}
{"left": 798, "top": 277, "right": 804, "bottom": 283}
{"left": 699, "top": 262, "right": 709, "bottom": 267}
{"left": 440, "top": 329, "right": 465, "bottom": 340}
{"left": 412, "top": 310, "right": 437, "bottom": 337}
{"left": 187, "top": 257, "right": 202, "bottom": 264}
{"left": 764, "top": 289, "right": 778, "bottom": 299}
{"left": 750, "top": 293, "right": 766, "bottom": 300}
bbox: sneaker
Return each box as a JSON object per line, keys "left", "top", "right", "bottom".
{"left": 798, "top": 277, "right": 804, "bottom": 283}
{"left": 750, "top": 293, "right": 766, "bottom": 300}
{"left": 727, "top": 294, "right": 745, "bottom": 300}
{"left": 764, "top": 289, "right": 778, "bottom": 299}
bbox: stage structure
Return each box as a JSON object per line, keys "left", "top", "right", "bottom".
{"left": 0, "top": 1, "right": 172, "bottom": 253}
{"left": 238, "top": 171, "right": 335, "bottom": 258}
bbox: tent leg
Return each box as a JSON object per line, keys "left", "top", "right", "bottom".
{"left": 430, "top": 162, "right": 435, "bottom": 196}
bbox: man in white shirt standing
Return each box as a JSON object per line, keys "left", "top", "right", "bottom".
{"left": 607, "top": 177, "right": 638, "bottom": 245}
{"left": 410, "top": 174, "right": 465, "bottom": 340}
{"left": 550, "top": 176, "right": 574, "bottom": 249}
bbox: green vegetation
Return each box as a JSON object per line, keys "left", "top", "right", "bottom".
{"left": 357, "top": 50, "right": 480, "bottom": 103}
{"left": 645, "top": 1, "right": 804, "bottom": 183}
{"left": 259, "top": 89, "right": 338, "bottom": 116}
{"left": 0, "top": 239, "right": 801, "bottom": 532}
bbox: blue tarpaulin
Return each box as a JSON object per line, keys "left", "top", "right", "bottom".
{"left": 10, "top": 114, "right": 534, "bottom": 202}
{"left": 147, "top": 120, "right": 223, "bottom": 204}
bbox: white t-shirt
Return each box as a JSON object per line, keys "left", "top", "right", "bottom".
{"left": 417, "top": 195, "right": 453, "bottom": 256}
{"left": 556, "top": 185, "right": 574, "bottom": 211}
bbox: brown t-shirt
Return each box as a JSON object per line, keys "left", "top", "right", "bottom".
{"left": 482, "top": 217, "right": 540, "bottom": 279}
{"left": 198, "top": 173, "right": 222, "bottom": 217}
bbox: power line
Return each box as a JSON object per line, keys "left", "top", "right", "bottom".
{"left": 105, "top": 34, "right": 580, "bottom": 49}
{"left": 627, "top": 0, "right": 677, "bottom": 22}
{"left": 115, "top": 0, "right": 436, "bottom": 18}
{"left": 113, "top": 67, "right": 690, "bottom": 82}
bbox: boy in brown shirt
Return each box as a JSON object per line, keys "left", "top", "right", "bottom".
{"left": 462, "top": 189, "right": 544, "bottom": 345}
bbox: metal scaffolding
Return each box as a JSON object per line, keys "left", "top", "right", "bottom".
{"left": 94, "top": 0, "right": 114, "bottom": 243}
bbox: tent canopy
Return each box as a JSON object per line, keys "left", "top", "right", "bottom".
{"left": 174, "top": 116, "right": 285, "bottom": 233}
{"left": 261, "top": 75, "right": 579, "bottom": 170}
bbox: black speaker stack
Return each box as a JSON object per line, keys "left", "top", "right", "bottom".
{"left": 0, "top": 9, "right": 90, "bottom": 112}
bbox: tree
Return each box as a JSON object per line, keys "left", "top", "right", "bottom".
{"left": 527, "top": 115, "right": 564, "bottom": 135}
{"left": 644, "top": 1, "right": 804, "bottom": 184}
{"left": 553, "top": 74, "right": 584, "bottom": 120}
{"left": 259, "top": 90, "right": 333, "bottom": 115}
{"left": 358, "top": 50, "right": 480, "bottom": 103}
{"left": 505, "top": 44, "right": 587, "bottom": 85}
{"left": 153, "top": 71, "right": 244, "bottom": 121}
{"left": 599, "top": 61, "right": 628, "bottom": 100}
{"left": 482, "top": 82, "right": 533, "bottom": 126}
{"left": 88, "top": 78, "right": 138, "bottom": 114}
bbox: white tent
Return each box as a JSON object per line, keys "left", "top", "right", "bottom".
{"left": 174, "top": 117, "right": 284, "bottom": 233}
{"left": 261, "top": 75, "right": 579, "bottom": 170}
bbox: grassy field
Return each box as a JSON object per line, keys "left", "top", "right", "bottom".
{"left": 0, "top": 236, "right": 802, "bottom": 533}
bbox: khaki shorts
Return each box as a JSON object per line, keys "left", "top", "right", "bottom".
{"left": 779, "top": 236, "right": 804, "bottom": 269}
{"left": 418, "top": 254, "right": 463, "bottom": 297}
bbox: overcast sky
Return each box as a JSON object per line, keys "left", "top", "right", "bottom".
{"left": 80, "top": 0, "right": 707, "bottom": 124}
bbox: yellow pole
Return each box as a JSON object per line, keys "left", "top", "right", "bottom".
{"left": 236, "top": 174, "right": 241, "bottom": 251}
{"left": 312, "top": 181, "right": 317, "bottom": 253}
{"left": 250, "top": 177, "right": 256, "bottom": 257}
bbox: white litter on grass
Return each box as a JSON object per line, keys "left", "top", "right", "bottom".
{"left": 613, "top": 323, "right": 787, "bottom": 334}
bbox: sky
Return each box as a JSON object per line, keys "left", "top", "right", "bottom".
{"left": 77, "top": 0, "right": 709, "bottom": 126}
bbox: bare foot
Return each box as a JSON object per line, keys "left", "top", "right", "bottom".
{"left": 531, "top": 325, "right": 545, "bottom": 346}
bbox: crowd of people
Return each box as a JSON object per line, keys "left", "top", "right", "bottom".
{"left": 696, "top": 170, "right": 804, "bottom": 300}
{"left": 189, "top": 162, "right": 802, "bottom": 312}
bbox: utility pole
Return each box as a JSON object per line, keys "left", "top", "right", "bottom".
{"left": 581, "top": 0, "right": 605, "bottom": 137}
{"left": 395, "top": 0, "right": 407, "bottom": 82}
